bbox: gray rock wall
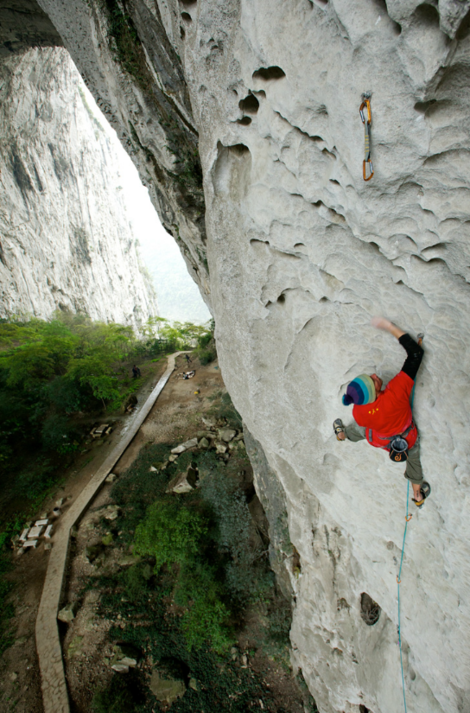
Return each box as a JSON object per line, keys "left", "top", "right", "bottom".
{"left": 10, "top": 1, "right": 470, "bottom": 711}
{"left": 0, "top": 46, "right": 157, "bottom": 325}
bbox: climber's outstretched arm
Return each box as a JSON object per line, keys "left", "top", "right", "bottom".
{"left": 371, "top": 316, "right": 423, "bottom": 381}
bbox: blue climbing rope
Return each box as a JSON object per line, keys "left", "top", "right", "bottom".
{"left": 397, "top": 376, "right": 418, "bottom": 712}
{"left": 397, "top": 479, "right": 411, "bottom": 713}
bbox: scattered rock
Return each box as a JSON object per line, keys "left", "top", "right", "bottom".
{"left": 102, "top": 533, "right": 114, "bottom": 546}
{"left": 215, "top": 442, "right": 228, "bottom": 454}
{"left": 149, "top": 465, "right": 158, "bottom": 472}
{"left": 119, "top": 656, "right": 137, "bottom": 668}
{"left": 58, "top": 602, "right": 79, "bottom": 623}
{"left": 171, "top": 437, "right": 198, "bottom": 455}
{"left": 168, "top": 454, "right": 178, "bottom": 462}
{"left": 67, "top": 635, "right": 83, "bottom": 659}
{"left": 189, "top": 677, "right": 198, "bottom": 691}
{"left": 150, "top": 671, "right": 186, "bottom": 704}
{"left": 55, "top": 498, "right": 64, "bottom": 507}
{"left": 101, "top": 505, "right": 120, "bottom": 521}
{"left": 9, "top": 672, "right": 18, "bottom": 682}
{"left": 166, "top": 465, "right": 198, "bottom": 494}
{"left": 111, "top": 663, "right": 129, "bottom": 673}
{"left": 106, "top": 472, "right": 118, "bottom": 483}
{"left": 202, "top": 417, "right": 216, "bottom": 429}
{"left": 218, "top": 428, "right": 237, "bottom": 443}
{"left": 117, "top": 553, "right": 140, "bottom": 567}
{"left": 198, "top": 437, "right": 210, "bottom": 449}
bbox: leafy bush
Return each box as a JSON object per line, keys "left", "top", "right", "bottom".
{"left": 41, "top": 414, "right": 80, "bottom": 454}
{"left": 92, "top": 671, "right": 145, "bottom": 713}
{"left": 196, "top": 345, "right": 217, "bottom": 365}
{"left": 134, "top": 498, "right": 208, "bottom": 572}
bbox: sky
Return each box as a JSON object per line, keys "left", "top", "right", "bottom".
{"left": 81, "top": 79, "right": 211, "bottom": 326}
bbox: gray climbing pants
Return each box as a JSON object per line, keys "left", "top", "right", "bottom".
{"left": 344, "top": 422, "right": 423, "bottom": 485}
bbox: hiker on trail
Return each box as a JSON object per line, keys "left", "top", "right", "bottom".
{"left": 334, "top": 317, "right": 430, "bottom": 507}
{"left": 132, "top": 364, "right": 141, "bottom": 379}
{"left": 185, "top": 353, "right": 192, "bottom": 366}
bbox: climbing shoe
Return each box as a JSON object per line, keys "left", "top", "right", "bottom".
{"left": 412, "top": 481, "right": 431, "bottom": 508}
{"left": 333, "top": 419, "right": 345, "bottom": 440}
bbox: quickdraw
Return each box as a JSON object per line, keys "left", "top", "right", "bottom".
{"left": 359, "top": 93, "right": 374, "bottom": 181}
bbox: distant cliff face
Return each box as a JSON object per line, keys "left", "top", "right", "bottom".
{"left": 11, "top": 1, "right": 470, "bottom": 712}
{"left": 0, "top": 46, "right": 157, "bottom": 325}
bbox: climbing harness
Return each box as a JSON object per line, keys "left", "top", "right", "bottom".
{"left": 359, "top": 93, "right": 374, "bottom": 181}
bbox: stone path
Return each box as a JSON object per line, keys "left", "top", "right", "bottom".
{"left": 35, "top": 353, "right": 184, "bottom": 713}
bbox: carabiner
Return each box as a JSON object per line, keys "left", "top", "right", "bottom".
{"left": 359, "top": 98, "right": 372, "bottom": 125}
{"left": 360, "top": 95, "right": 374, "bottom": 181}
{"left": 363, "top": 159, "right": 374, "bottom": 181}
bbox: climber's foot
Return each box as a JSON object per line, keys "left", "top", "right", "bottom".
{"left": 333, "top": 419, "right": 346, "bottom": 441}
{"left": 412, "top": 481, "right": 431, "bottom": 508}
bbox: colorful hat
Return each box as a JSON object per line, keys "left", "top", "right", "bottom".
{"left": 342, "top": 374, "right": 376, "bottom": 406}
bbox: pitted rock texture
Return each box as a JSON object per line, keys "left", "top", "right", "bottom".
{"left": 12, "top": 1, "right": 470, "bottom": 712}
{"left": 0, "top": 46, "right": 157, "bottom": 325}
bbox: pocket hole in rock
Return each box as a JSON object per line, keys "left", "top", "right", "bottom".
{"left": 277, "top": 293, "right": 286, "bottom": 304}
{"left": 238, "top": 94, "right": 259, "bottom": 113}
{"left": 311, "top": 0, "right": 328, "bottom": 6}
{"left": 359, "top": 706, "right": 372, "bottom": 713}
{"left": 181, "top": 12, "right": 192, "bottom": 23}
{"left": 180, "top": 0, "right": 197, "bottom": 5}
{"left": 360, "top": 592, "right": 381, "bottom": 626}
{"left": 180, "top": 26, "right": 185, "bottom": 39}
{"left": 237, "top": 116, "right": 252, "bottom": 125}
{"left": 329, "top": 179, "right": 340, "bottom": 185}
{"left": 252, "top": 66, "right": 286, "bottom": 81}
{"left": 413, "top": 3, "right": 440, "bottom": 29}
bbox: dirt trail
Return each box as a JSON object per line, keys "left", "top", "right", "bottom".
{"left": 0, "top": 353, "right": 203, "bottom": 713}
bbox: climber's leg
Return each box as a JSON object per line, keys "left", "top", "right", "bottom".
{"left": 344, "top": 422, "right": 366, "bottom": 442}
{"left": 405, "top": 439, "right": 430, "bottom": 506}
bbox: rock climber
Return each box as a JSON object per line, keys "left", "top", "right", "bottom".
{"left": 333, "top": 317, "right": 430, "bottom": 507}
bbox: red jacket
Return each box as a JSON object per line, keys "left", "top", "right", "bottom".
{"left": 353, "top": 371, "right": 418, "bottom": 451}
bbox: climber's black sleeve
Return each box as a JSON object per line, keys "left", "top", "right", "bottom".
{"left": 399, "top": 333, "right": 424, "bottom": 381}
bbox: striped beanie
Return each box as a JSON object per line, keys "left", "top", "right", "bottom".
{"left": 342, "top": 374, "right": 376, "bottom": 406}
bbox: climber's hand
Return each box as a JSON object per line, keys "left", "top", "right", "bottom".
{"left": 371, "top": 316, "right": 392, "bottom": 331}
{"left": 371, "top": 317, "right": 405, "bottom": 340}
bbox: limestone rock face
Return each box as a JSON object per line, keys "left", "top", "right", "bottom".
{"left": 14, "top": 1, "right": 470, "bottom": 712}
{"left": 0, "top": 46, "right": 157, "bottom": 325}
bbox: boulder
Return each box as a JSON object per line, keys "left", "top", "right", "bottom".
{"left": 166, "top": 466, "right": 198, "bottom": 494}
{"left": 171, "top": 437, "right": 198, "bottom": 455}
{"left": 218, "top": 428, "right": 237, "bottom": 443}
{"left": 101, "top": 505, "right": 120, "bottom": 521}
{"left": 111, "top": 663, "right": 129, "bottom": 673}
{"left": 215, "top": 442, "right": 228, "bottom": 454}
{"left": 149, "top": 671, "right": 186, "bottom": 705}
{"left": 58, "top": 602, "right": 79, "bottom": 623}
